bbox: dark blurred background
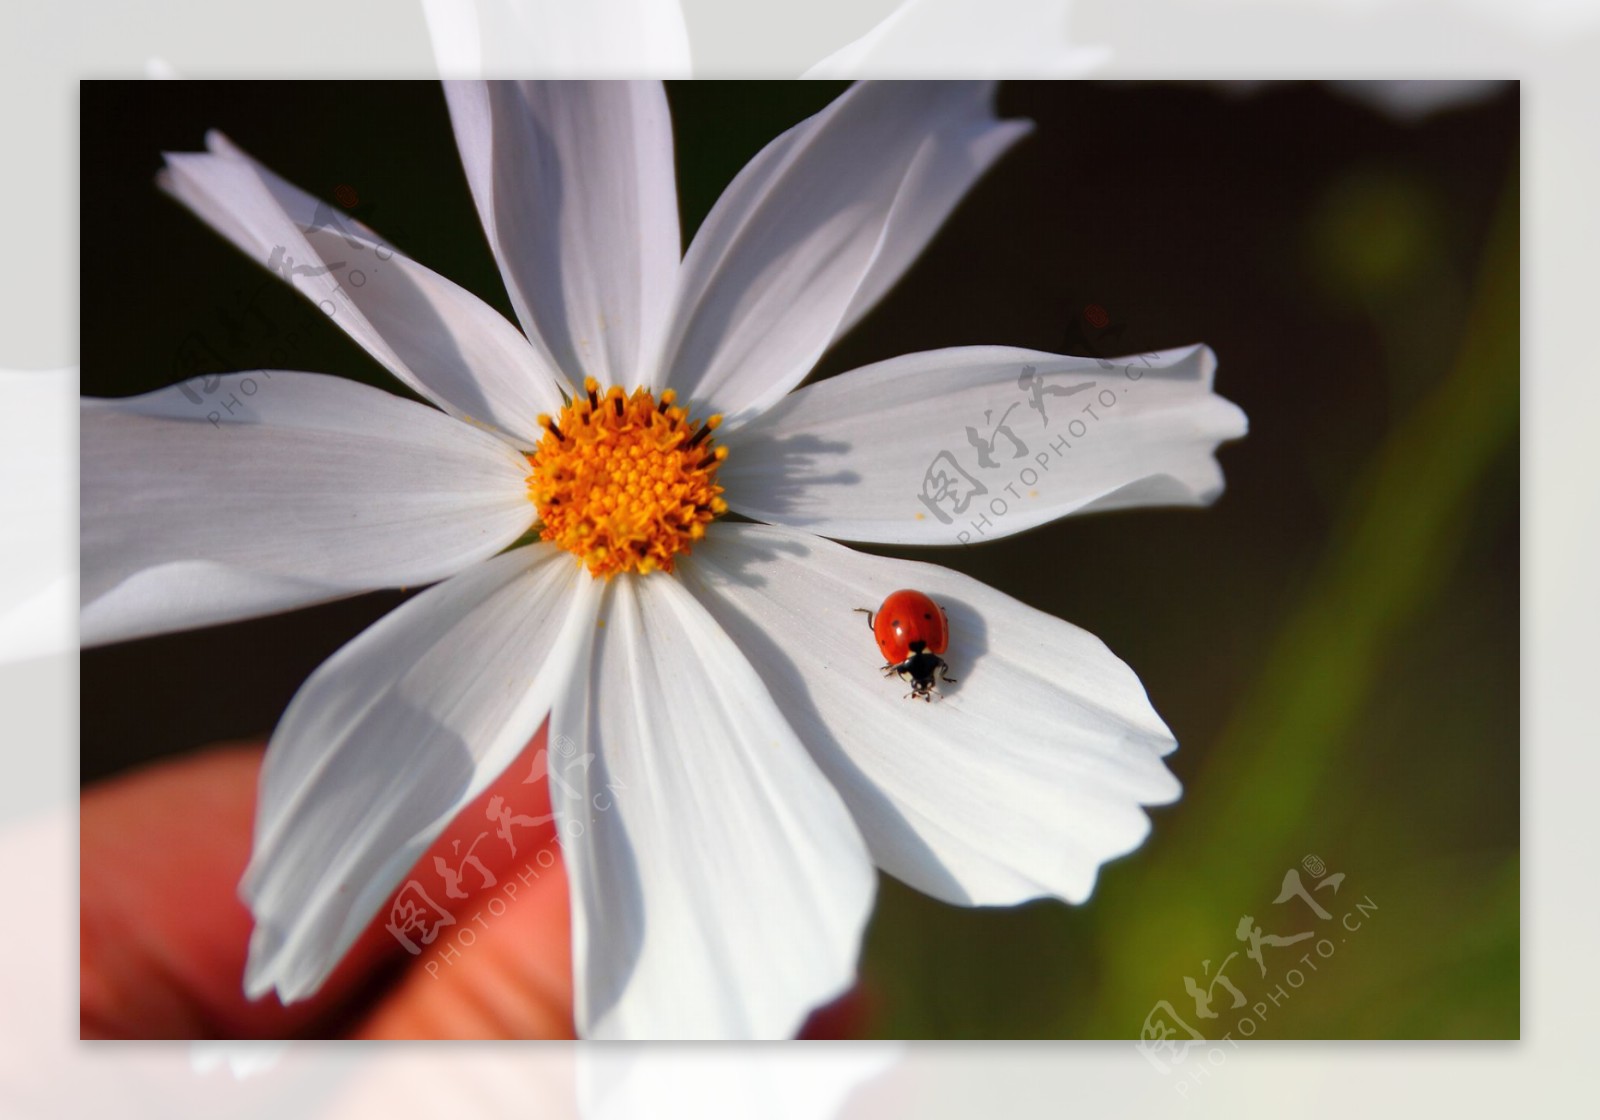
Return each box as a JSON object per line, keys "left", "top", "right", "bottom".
{"left": 80, "top": 80, "right": 1519, "bottom": 1039}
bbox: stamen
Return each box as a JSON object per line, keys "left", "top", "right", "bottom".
{"left": 687, "top": 414, "right": 723, "bottom": 448}
{"left": 524, "top": 386, "right": 728, "bottom": 579}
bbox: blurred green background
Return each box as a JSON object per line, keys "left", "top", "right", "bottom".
{"left": 79, "top": 80, "right": 1519, "bottom": 1039}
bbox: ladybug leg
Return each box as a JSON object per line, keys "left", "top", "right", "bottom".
{"left": 852, "top": 607, "right": 876, "bottom": 630}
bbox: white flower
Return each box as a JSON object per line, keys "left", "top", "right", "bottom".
{"left": 81, "top": 81, "right": 1246, "bottom": 1039}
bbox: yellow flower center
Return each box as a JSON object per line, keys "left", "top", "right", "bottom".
{"left": 526, "top": 378, "right": 728, "bottom": 578}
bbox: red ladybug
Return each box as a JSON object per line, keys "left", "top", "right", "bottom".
{"left": 854, "top": 589, "right": 956, "bottom": 702}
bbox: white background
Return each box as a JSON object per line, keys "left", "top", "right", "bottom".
{"left": 0, "top": 0, "right": 1586, "bottom": 1115}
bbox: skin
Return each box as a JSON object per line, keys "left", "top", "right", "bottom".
{"left": 80, "top": 725, "right": 866, "bottom": 1040}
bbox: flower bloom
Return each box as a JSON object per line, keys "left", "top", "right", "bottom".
{"left": 81, "top": 81, "right": 1246, "bottom": 1038}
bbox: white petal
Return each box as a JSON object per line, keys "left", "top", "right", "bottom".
{"left": 803, "top": 0, "right": 1111, "bottom": 80}
{"left": 720, "top": 344, "right": 1247, "bottom": 544}
{"left": 657, "top": 81, "right": 1026, "bottom": 429}
{"left": 243, "top": 544, "right": 597, "bottom": 1003}
{"left": 681, "top": 523, "right": 1180, "bottom": 906}
{"left": 160, "top": 132, "right": 561, "bottom": 445}
{"left": 837, "top": 113, "right": 1032, "bottom": 337}
{"left": 551, "top": 574, "right": 874, "bottom": 1039}
{"left": 443, "top": 81, "right": 680, "bottom": 389}
{"left": 81, "top": 373, "right": 535, "bottom": 646}
{"left": 424, "top": 0, "right": 692, "bottom": 79}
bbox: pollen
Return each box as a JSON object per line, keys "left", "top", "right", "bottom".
{"left": 526, "top": 379, "right": 728, "bottom": 578}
